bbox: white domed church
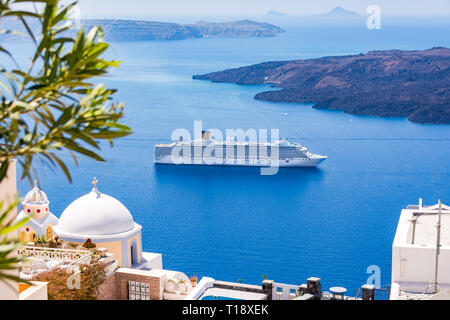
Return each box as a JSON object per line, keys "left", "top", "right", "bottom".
{"left": 18, "top": 181, "right": 59, "bottom": 242}
{"left": 53, "top": 178, "right": 144, "bottom": 268}
{"left": 16, "top": 177, "right": 197, "bottom": 300}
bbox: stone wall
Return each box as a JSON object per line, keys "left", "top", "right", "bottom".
{"left": 97, "top": 273, "right": 117, "bottom": 300}
{"left": 115, "top": 268, "right": 163, "bottom": 300}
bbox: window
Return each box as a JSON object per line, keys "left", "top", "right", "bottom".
{"left": 47, "top": 225, "right": 53, "bottom": 239}
{"left": 128, "top": 281, "right": 150, "bottom": 300}
{"left": 19, "top": 230, "right": 26, "bottom": 242}
{"left": 130, "top": 241, "right": 138, "bottom": 266}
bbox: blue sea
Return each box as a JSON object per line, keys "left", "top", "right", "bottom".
{"left": 10, "top": 17, "right": 450, "bottom": 297}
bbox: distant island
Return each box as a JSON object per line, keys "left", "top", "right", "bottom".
{"left": 265, "top": 10, "right": 288, "bottom": 17}
{"left": 186, "top": 20, "right": 285, "bottom": 38}
{"left": 84, "top": 19, "right": 201, "bottom": 41}
{"left": 193, "top": 47, "right": 450, "bottom": 124}
{"left": 317, "top": 6, "right": 361, "bottom": 18}
{"left": 1, "top": 18, "right": 285, "bottom": 41}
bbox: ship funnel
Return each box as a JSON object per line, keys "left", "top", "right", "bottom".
{"left": 202, "top": 130, "right": 211, "bottom": 140}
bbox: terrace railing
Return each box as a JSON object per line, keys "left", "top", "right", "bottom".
{"left": 18, "top": 246, "right": 92, "bottom": 263}
{"left": 64, "top": 252, "right": 93, "bottom": 273}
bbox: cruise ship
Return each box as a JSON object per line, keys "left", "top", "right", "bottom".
{"left": 154, "top": 131, "right": 327, "bottom": 167}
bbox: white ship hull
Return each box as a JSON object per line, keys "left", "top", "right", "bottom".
{"left": 154, "top": 156, "right": 326, "bottom": 167}
{"left": 154, "top": 137, "right": 327, "bottom": 168}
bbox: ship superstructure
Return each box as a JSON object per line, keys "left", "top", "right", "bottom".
{"left": 155, "top": 131, "right": 326, "bottom": 167}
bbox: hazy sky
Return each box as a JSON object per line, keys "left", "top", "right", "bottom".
{"left": 74, "top": 0, "right": 450, "bottom": 18}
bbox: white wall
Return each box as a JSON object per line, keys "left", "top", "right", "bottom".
{"left": 0, "top": 160, "right": 19, "bottom": 300}
{"left": 392, "top": 244, "right": 450, "bottom": 285}
{"left": 392, "top": 208, "right": 450, "bottom": 292}
{"left": 19, "top": 282, "right": 48, "bottom": 300}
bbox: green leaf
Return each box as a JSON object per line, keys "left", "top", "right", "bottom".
{"left": 0, "top": 159, "right": 10, "bottom": 183}
{"left": 0, "top": 0, "right": 132, "bottom": 186}
{"left": 50, "top": 153, "right": 72, "bottom": 182}
{"left": 0, "top": 217, "right": 29, "bottom": 236}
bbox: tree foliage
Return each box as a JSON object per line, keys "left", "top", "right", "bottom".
{"left": 0, "top": 198, "right": 29, "bottom": 288}
{"left": 32, "top": 262, "right": 106, "bottom": 300}
{"left": 0, "top": 0, "right": 131, "bottom": 185}
{"left": 0, "top": 0, "right": 131, "bottom": 287}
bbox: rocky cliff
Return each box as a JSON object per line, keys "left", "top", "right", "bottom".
{"left": 194, "top": 48, "right": 450, "bottom": 124}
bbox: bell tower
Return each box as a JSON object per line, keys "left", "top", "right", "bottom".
{"left": 22, "top": 180, "right": 50, "bottom": 220}
{"left": 18, "top": 180, "right": 58, "bottom": 242}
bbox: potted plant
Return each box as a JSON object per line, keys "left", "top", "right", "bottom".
{"left": 35, "top": 235, "right": 48, "bottom": 247}
{"left": 166, "top": 279, "right": 175, "bottom": 293}
{"left": 47, "top": 239, "right": 57, "bottom": 248}
{"left": 82, "top": 238, "right": 96, "bottom": 249}
{"left": 178, "top": 279, "right": 187, "bottom": 294}
{"left": 47, "top": 236, "right": 62, "bottom": 248}
{"left": 190, "top": 276, "right": 198, "bottom": 287}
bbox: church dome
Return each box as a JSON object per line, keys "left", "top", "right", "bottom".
{"left": 23, "top": 180, "right": 49, "bottom": 205}
{"left": 54, "top": 182, "right": 135, "bottom": 236}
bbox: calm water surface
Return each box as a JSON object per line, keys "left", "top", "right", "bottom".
{"left": 11, "top": 20, "right": 450, "bottom": 295}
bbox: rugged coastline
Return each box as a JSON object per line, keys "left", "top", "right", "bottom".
{"left": 1, "top": 18, "right": 285, "bottom": 41}
{"left": 193, "top": 47, "right": 450, "bottom": 124}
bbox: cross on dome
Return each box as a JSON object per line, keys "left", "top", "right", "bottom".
{"left": 92, "top": 177, "right": 99, "bottom": 192}
{"left": 23, "top": 179, "right": 48, "bottom": 205}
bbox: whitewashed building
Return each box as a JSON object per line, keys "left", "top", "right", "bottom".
{"left": 17, "top": 181, "right": 59, "bottom": 242}
{"left": 391, "top": 199, "right": 450, "bottom": 300}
